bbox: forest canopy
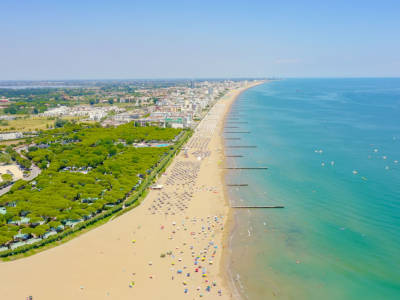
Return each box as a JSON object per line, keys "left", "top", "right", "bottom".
{"left": 0, "top": 122, "right": 183, "bottom": 247}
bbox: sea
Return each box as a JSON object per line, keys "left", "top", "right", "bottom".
{"left": 224, "top": 78, "right": 400, "bottom": 300}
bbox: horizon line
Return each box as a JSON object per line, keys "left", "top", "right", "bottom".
{"left": 1, "top": 76, "right": 400, "bottom": 82}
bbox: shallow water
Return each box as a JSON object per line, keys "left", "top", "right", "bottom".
{"left": 225, "top": 79, "right": 400, "bottom": 300}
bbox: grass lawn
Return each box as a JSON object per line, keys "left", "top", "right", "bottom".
{"left": 0, "top": 116, "right": 81, "bottom": 132}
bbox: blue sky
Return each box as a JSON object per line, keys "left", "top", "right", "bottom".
{"left": 1, "top": 0, "right": 399, "bottom": 79}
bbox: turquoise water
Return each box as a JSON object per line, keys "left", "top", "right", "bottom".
{"left": 225, "top": 79, "right": 400, "bottom": 300}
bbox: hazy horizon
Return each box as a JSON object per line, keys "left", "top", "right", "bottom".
{"left": 1, "top": 0, "right": 400, "bottom": 80}
{"left": 2, "top": 76, "right": 400, "bottom": 83}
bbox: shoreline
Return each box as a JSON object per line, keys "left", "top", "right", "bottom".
{"left": 218, "top": 81, "right": 265, "bottom": 300}
{"left": 0, "top": 81, "right": 264, "bottom": 300}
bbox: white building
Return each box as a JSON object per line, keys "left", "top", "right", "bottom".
{"left": 0, "top": 132, "right": 23, "bottom": 141}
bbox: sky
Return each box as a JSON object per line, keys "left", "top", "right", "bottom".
{"left": 1, "top": 0, "right": 400, "bottom": 80}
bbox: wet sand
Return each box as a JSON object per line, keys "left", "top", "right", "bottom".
{"left": 0, "top": 82, "right": 262, "bottom": 300}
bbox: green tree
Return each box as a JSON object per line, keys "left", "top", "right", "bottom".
{"left": 1, "top": 174, "right": 12, "bottom": 182}
{"left": 55, "top": 119, "right": 68, "bottom": 128}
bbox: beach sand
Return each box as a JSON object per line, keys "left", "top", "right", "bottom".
{"left": 0, "top": 164, "right": 23, "bottom": 182}
{"left": 0, "top": 82, "right": 262, "bottom": 300}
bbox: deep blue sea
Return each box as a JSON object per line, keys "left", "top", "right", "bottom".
{"left": 225, "top": 79, "right": 400, "bottom": 300}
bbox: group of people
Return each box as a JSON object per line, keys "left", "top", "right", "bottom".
{"left": 136, "top": 99, "right": 229, "bottom": 297}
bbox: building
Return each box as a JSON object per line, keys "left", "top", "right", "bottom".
{"left": 0, "top": 132, "right": 23, "bottom": 141}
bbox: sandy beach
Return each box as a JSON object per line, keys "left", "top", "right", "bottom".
{"left": 0, "top": 82, "right": 262, "bottom": 300}
{"left": 0, "top": 165, "right": 23, "bottom": 182}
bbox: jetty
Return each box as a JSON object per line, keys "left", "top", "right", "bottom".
{"left": 232, "top": 205, "right": 284, "bottom": 209}
{"left": 226, "top": 146, "right": 257, "bottom": 148}
{"left": 224, "top": 167, "right": 268, "bottom": 170}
